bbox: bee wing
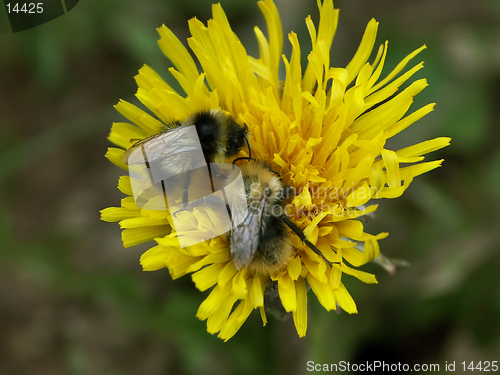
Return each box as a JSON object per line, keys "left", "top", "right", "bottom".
{"left": 123, "top": 126, "right": 200, "bottom": 165}
{"left": 230, "top": 196, "right": 266, "bottom": 270}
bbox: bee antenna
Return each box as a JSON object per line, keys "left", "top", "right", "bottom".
{"left": 270, "top": 169, "right": 281, "bottom": 178}
{"left": 281, "top": 216, "right": 340, "bottom": 267}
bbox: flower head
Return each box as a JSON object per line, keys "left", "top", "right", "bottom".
{"left": 101, "top": 0, "right": 450, "bottom": 340}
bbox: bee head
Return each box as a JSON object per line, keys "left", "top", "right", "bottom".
{"left": 224, "top": 121, "right": 248, "bottom": 158}
{"left": 239, "top": 161, "right": 284, "bottom": 209}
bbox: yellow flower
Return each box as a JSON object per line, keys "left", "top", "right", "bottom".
{"left": 101, "top": 0, "right": 450, "bottom": 340}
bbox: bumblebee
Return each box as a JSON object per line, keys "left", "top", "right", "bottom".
{"left": 123, "top": 109, "right": 249, "bottom": 208}
{"left": 124, "top": 109, "right": 248, "bottom": 168}
{"left": 230, "top": 160, "right": 336, "bottom": 275}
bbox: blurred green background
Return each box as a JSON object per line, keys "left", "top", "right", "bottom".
{"left": 1, "top": 0, "right": 499, "bottom": 374}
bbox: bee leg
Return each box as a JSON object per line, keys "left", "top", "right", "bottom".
{"left": 281, "top": 216, "right": 341, "bottom": 267}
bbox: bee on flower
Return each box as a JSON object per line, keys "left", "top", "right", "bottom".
{"left": 101, "top": 0, "right": 450, "bottom": 340}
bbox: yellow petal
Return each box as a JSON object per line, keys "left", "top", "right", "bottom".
{"left": 218, "top": 262, "right": 238, "bottom": 289}
{"left": 287, "top": 256, "right": 302, "bottom": 281}
{"left": 117, "top": 176, "right": 133, "bottom": 196}
{"left": 301, "top": 252, "right": 328, "bottom": 283}
{"left": 157, "top": 25, "right": 199, "bottom": 83}
{"left": 206, "top": 294, "right": 238, "bottom": 334}
{"left": 381, "top": 149, "right": 401, "bottom": 188}
{"left": 366, "top": 61, "right": 425, "bottom": 109}
{"left": 100, "top": 207, "right": 139, "bottom": 223}
{"left": 249, "top": 274, "right": 266, "bottom": 308}
{"left": 114, "top": 99, "right": 163, "bottom": 136}
{"left": 307, "top": 273, "right": 336, "bottom": 311}
{"left": 122, "top": 226, "right": 170, "bottom": 248}
{"left": 335, "top": 220, "right": 365, "bottom": 241}
{"left": 400, "top": 160, "right": 444, "bottom": 179}
{"left": 135, "top": 64, "right": 174, "bottom": 92}
{"left": 371, "top": 44, "right": 427, "bottom": 93}
{"left": 397, "top": 137, "right": 451, "bottom": 159}
{"left": 340, "top": 264, "right": 378, "bottom": 284}
{"left": 278, "top": 272, "right": 296, "bottom": 312}
{"left": 257, "top": 0, "right": 283, "bottom": 85}
{"left": 232, "top": 270, "right": 249, "bottom": 300}
{"left": 196, "top": 286, "right": 225, "bottom": 320}
{"left": 108, "top": 122, "right": 147, "bottom": 149}
{"left": 140, "top": 245, "right": 169, "bottom": 271}
{"left": 334, "top": 283, "right": 358, "bottom": 314}
{"left": 345, "top": 19, "right": 378, "bottom": 85}
{"left": 292, "top": 277, "right": 308, "bottom": 337}
{"left": 218, "top": 299, "right": 254, "bottom": 341}
{"left": 105, "top": 147, "right": 128, "bottom": 170}
{"left": 192, "top": 262, "right": 226, "bottom": 291}
{"left": 260, "top": 306, "right": 267, "bottom": 326}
